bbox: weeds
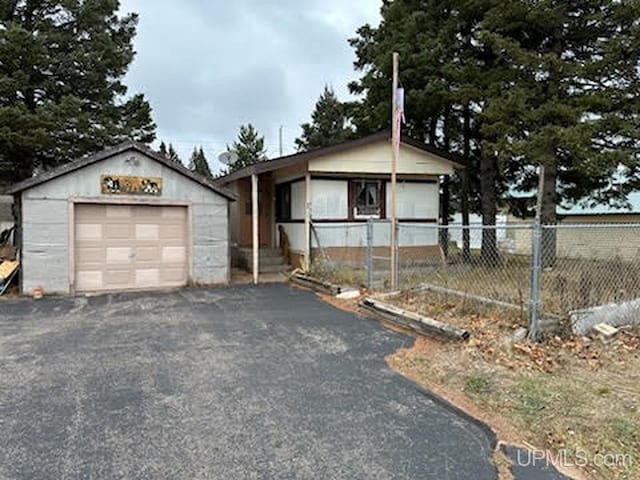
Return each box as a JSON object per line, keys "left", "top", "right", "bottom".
{"left": 464, "top": 376, "right": 489, "bottom": 394}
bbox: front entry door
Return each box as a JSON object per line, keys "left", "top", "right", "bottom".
{"left": 239, "top": 175, "right": 272, "bottom": 248}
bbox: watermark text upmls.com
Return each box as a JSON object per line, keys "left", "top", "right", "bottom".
{"left": 516, "top": 446, "right": 633, "bottom": 470}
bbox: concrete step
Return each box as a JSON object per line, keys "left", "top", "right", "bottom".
{"left": 243, "top": 258, "right": 286, "bottom": 268}
{"left": 238, "top": 248, "right": 283, "bottom": 259}
{"left": 259, "top": 256, "right": 286, "bottom": 266}
{"left": 234, "top": 247, "right": 289, "bottom": 273}
{"left": 258, "top": 263, "right": 291, "bottom": 274}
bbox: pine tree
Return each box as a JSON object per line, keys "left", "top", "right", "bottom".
{"left": 295, "top": 86, "right": 354, "bottom": 151}
{"left": 229, "top": 124, "right": 267, "bottom": 171}
{"left": 481, "top": 0, "right": 640, "bottom": 265}
{"left": 0, "top": 1, "right": 156, "bottom": 191}
{"left": 167, "top": 144, "right": 180, "bottom": 164}
{"left": 158, "top": 142, "right": 168, "bottom": 158}
{"left": 158, "top": 141, "right": 181, "bottom": 164}
{"left": 349, "top": 0, "right": 500, "bottom": 261}
{"left": 188, "top": 147, "right": 212, "bottom": 179}
{"left": 349, "top": 0, "right": 640, "bottom": 266}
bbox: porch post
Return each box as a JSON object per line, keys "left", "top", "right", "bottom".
{"left": 251, "top": 173, "right": 259, "bottom": 284}
{"left": 304, "top": 170, "right": 311, "bottom": 268}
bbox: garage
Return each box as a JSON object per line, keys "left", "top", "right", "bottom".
{"left": 8, "top": 141, "right": 235, "bottom": 295}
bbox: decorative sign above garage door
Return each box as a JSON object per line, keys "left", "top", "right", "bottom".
{"left": 100, "top": 175, "right": 162, "bottom": 196}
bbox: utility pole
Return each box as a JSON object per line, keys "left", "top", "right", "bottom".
{"left": 390, "top": 52, "right": 399, "bottom": 291}
{"left": 279, "top": 125, "right": 283, "bottom": 157}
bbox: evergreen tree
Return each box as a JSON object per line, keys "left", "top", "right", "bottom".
{"left": 349, "top": 0, "right": 640, "bottom": 265}
{"left": 481, "top": 0, "right": 640, "bottom": 264}
{"left": 349, "top": 0, "right": 501, "bottom": 261}
{"left": 229, "top": 124, "right": 267, "bottom": 171}
{"left": 188, "top": 147, "right": 212, "bottom": 179}
{"left": 295, "top": 86, "right": 354, "bottom": 151}
{"left": 167, "top": 143, "right": 180, "bottom": 164}
{"left": 157, "top": 141, "right": 181, "bottom": 164}
{"left": 0, "top": 0, "right": 156, "bottom": 191}
{"left": 158, "top": 141, "right": 168, "bottom": 158}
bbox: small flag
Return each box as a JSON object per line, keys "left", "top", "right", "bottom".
{"left": 396, "top": 87, "right": 405, "bottom": 124}
{"left": 392, "top": 87, "right": 405, "bottom": 152}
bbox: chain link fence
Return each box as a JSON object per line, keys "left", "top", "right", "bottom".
{"left": 537, "top": 224, "right": 640, "bottom": 332}
{"left": 310, "top": 221, "right": 395, "bottom": 289}
{"left": 397, "top": 223, "right": 532, "bottom": 312}
{"left": 310, "top": 219, "right": 640, "bottom": 337}
{"left": 309, "top": 222, "right": 369, "bottom": 286}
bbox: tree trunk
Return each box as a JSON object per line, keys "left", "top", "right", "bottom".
{"left": 439, "top": 175, "right": 450, "bottom": 259}
{"left": 428, "top": 116, "right": 438, "bottom": 145}
{"left": 461, "top": 105, "right": 471, "bottom": 262}
{"left": 460, "top": 170, "right": 471, "bottom": 262}
{"left": 480, "top": 153, "right": 498, "bottom": 265}
{"left": 540, "top": 162, "right": 557, "bottom": 268}
{"left": 440, "top": 106, "right": 452, "bottom": 261}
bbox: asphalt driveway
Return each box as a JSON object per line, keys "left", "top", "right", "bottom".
{"left": 0, "top": 284, "right": 566, "bottom": 479}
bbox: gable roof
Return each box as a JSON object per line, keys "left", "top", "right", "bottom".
{"left": 7, "top": 141, "right": 237, "bottom": 200}
{"left": 214, "top": 130, "right": 466, "bottom": 184}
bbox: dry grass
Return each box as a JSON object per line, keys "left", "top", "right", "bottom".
{"left": 312, "top": 251, "right": 640, "bottom": 317}
{"left": 399, "top": 253, "right": 640, "bottom": 316}
{"left": 385, "top": 291, "right": 640, "bottom": 480}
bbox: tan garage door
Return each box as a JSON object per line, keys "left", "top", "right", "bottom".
{"left": 74, "top": 204, "right": 189, "bottom": 292}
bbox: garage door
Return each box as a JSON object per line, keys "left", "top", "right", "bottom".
{"left": 74, "top": 204, "right": 189, "bottom": 292}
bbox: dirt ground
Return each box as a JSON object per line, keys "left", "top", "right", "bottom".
{"left": 378, "top": 291, "right": 639, "bottom": 480}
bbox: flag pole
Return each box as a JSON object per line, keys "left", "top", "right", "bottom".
{"left": 390, "top": 52, "right": 399, "bottom": 290}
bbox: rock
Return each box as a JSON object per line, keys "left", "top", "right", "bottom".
{"left": 591, "top": 323, "right": 618, "bottom": 339}
{"left": 336, "top": 290, "right": 360, "bottom": 300}
{"left": 512, "top": 327, "right": 528, "bottom": 343}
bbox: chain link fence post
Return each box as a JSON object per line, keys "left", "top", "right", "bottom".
{"left": 393, "top": 221, "right": 400, "bottom": 290}
{"left": 529, "top": 222, "right": 542, "bottom": 340}
{"left": 366, "top": 219, "right": 374, "bottom": 289}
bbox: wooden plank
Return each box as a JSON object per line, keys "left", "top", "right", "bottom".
{"left": 360, "top": 296, "right": 470, "bottom": 341}
{"left": 290, "top": 272, "right": 341, "bottom": 295}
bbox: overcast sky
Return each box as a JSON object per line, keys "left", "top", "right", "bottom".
{"left": 119, "top": 0, "right": 380, "bottom": 172}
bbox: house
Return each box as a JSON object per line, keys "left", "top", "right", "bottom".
{"left": 7, "top": 142, "right": 236, "bottom": 295}
{"left": 214, "top": 131, "right": 465, "bottom": 280}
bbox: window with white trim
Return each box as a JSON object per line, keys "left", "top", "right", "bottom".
{"left": 353, "top": 180, "right": 381, "bottom": 218}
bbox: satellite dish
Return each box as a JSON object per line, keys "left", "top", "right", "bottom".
{"left": 218, "top": 151, "right": 239, "bottom": 166}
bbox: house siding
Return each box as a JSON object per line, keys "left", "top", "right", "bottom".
{"left": 20, "top": 150, "right": 229, "bottom": 294}
{"left": 277, "top": 177, "right": 440, "bottom": 260}
{"left": 21, "top": 199, "right": 69, "bottom": 293}
{"left": 308, "top": 141, "right": 456, "bottom": 176}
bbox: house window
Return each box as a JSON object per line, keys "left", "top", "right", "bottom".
{"left": 352, "top": 180, "right": 382, "bottom": 218}
{"left": 275, "top": 183, "right": 291, "bottom": 221}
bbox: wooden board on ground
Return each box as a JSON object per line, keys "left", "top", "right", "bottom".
{"left": 360, "top": 296, "right": 470, "bottom": 341}
{"left": 289, "top": 272, "right": 341, "bottom": 295}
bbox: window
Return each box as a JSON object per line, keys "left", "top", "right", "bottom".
{"left": 275, "top": 183, "right": 291, "bottom": 221}
{"left": 352, "top": 180, "right": 382, "bottom": 218}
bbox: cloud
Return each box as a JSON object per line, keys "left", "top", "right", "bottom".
{"left": 120, "top": 0, "right": 380, "bottom": 170}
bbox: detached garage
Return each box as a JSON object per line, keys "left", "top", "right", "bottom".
{"left": 8, "top": 141, "right": 235, "bottom": 295}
